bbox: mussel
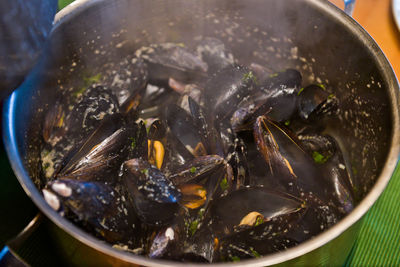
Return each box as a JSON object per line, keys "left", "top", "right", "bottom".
{"left": 43, "top": 179, "right": 140, "bottom": 245}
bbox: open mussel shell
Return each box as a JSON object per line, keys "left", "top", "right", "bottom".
{"left": 216, "top": 214, "right": 301, "bottom": 261}
{"left": 253, "top": 115, "right": 330, "bottom": 197}
{"left": 165, "top": 104, "right": 208, "bottom": 157}
{"left": 297, "top": 84, "right": 339, "bottom": 121}
{"left": 300, "top": 133, "right": 355, "bottom": 213}
{"left": 231, "top": 69, "right": 303, "bottom": 131}
{"left": 41, "top": 85, "right": 121, "bottom": 179}
{"left": 168, "top": 155, "right": 229, "bottom": 210}
{"left": 43, "top": 179, "right": 140, "bottom": 244}
{"left": 122, "top": 158, "right": 181, "bottom": 225}
{"left": 187, "top": 96, "right": 225, "bottom": 156}
{"left": 204, "top": 65, "right": 258, "bottom": 123}
{"left": 209, "top": 187, "right": 305, "bottom": 237}
{"left": 168, "top": 155, "right": 225, "bottom": 185}
{"left": 135, "top": 43, "right": 208, "bottom": 84}
{"left": 56, "top": 114, "right": 137, "bottom": 183}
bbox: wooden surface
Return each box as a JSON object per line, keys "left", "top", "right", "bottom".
{"left": 352, "top": 0, "right": 400, "bottom": 78}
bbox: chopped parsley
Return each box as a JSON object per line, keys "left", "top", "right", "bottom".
{"left": 250, "top": 247, "right": 261, "bottom": 258}
{"left": 84, "top": 73, "right": 102, "bottom": 84}
{"left": 317, "top": 84, "right": 326, "bottom": 90}
{"left": 73, "top": 87, "right": 87, "bottom": 97}
{"left": 284, "top": 120, "right": 291, "bottom": 126}
{"left": 189, "top": 220, "right": 199, "bottom": 236}
{"left": 230, "top": 256, "right": 240, "bottom": 262}
{"left": 254, "top": 216, "right": 264, "bottom": 226}
{"left": 242, "top": 71, "right": 258, "bottom": 85}
{"left": 269, "top": 73, "right": 278, "bottom": 78}
{"left": 328, "top": 93, "right": 336, "bottom": 100}
{"left": 129, "top": 137, "right": 136, "bottom": 149}
{"left": 140, "top": 168, "right": 149, "bottom": 176}
{"left": 220, "top": 177, "right": 228, "bottom": 191}
{"left": 74, "top": 73, "right": 102, "bottom": 97}
{"left": 312, "top": 151, "right": 329, "bottom": 164}
{"left": 352, "top": 166, "right": 358, "bottom": 175}
{"left": 190, "top": 167, "right": 197, "bottom": 174}
{"left": 297, "top": 87, "right": 305, "bottom": 96}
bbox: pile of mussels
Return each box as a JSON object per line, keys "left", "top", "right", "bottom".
{"left": 41, "top": 38, "right": 355, "bottom": 262}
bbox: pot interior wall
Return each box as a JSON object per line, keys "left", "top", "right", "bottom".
{"left": 13, "top": 0, "right": 392, "bottom": 262}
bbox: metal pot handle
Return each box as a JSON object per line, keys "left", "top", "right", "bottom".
{"left": 343, "top": 0, "right": 356, "bottom": 16}
{"left": 0, "top": 214, "right": 42, "bottom": 267}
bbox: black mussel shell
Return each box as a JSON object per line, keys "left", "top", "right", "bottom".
{"left": 253, "top": 116, "right": 329, "bottom": 198}
{"left": 216, "top": 214, "right": 301, "bottom": 261}
{"left": 300, "top": 134, "right": 355, "bottom": 213}
{"left": 168, "top": 155, "right": 225, "bottom": 185}
{"left": 210, "top": 187, "right": 305, "bottom": 237}
{"left": 225, "top": 137, "right": 250, "bottom": 189}
{"left": 135, "top": 43, "right": 208, "bottom": 84}
{"left": 101, "top": 56, "right": 148, "bottom": 112}
{"left": 56, "top": 115, "right": 141, "bottom": 183}
{"left": 297, "top": 84, "right": 339, "bottom": 121}
{"left": 149, "top": 225, "right": 182, "bottom": 259}
{"left": 43, "top": 179, "right": 139, "bottom": 244}
{"left": 41, "top": 86, "right": 120, "bottom": 180}
{"left": 165, "top": 104, "right": 208, "bottom": 157}
{"left": 122, "top": 158, "right": 181, "bottom": 225}
{"left": 196, "top": 37, "right": 234, "bottom": 75}
{"left": 204, "top": 65, "right": 258, "bottom": 123}
{"left": 67, "top": 84, "right": 120, "bottom": 140}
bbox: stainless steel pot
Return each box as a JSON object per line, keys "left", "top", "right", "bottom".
{"left": 3, "top": 0, "right": 400, "bottom": 266}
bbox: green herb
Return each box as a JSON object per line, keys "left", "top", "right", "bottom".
{"left": 220, "top": 177, "right": 228, "bottom": 191}
{"left": 284, "top": 120, "right": 290, "bottom": 126}
{"left": 352, "top": 166, "right": 358, "bottom": 175}
{"left": 312, "top": 151, "right": 328, "bottom": 164}
{"left": 317, "top": 84, "right": 326, "bottom": 90}
{"left": 230, "top": 256, "right": 240, "bottom": 262}
{"left": 141, "top": 168, "right": 149, "bottom": 176}
{"left": 297, "top": 87, "right": 305, "bottom": 96}
{"left": 242, "top": 71, "right": 258, "bottom": 84}
{"left": 189, "top": 220, "right": 199, "bottom": 236}
{"left": 254, "top": 216, "right": 264, "bottom": 227}
{"left": 74, "top": 73, "right": 102, "bottom": 97}
{"left": 43, "top": 162, "right": 50, "bottom": 170}
{"left": 190, "top": 167, "right": 197, "bottom": 174}
{"left": 129, "top": 137, "right": 136, "bottom": 150}
{"left": 83, "top": 73, "right": 102, "bottom": 84}
{"left": 269, "top": 73, "right": 278, "bottom": 78}
{"left": 73, "top": 87, "right": 87, "bottom": 97}
{"left": 250, "top": 247, "right": 261, "bottom": 258}
{"left": 328, "top": 93, "right": 336, "bottom": 100}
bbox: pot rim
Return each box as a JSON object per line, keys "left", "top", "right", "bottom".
{"left": 3, "top": 0, "right": 400, "bottom": 266}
